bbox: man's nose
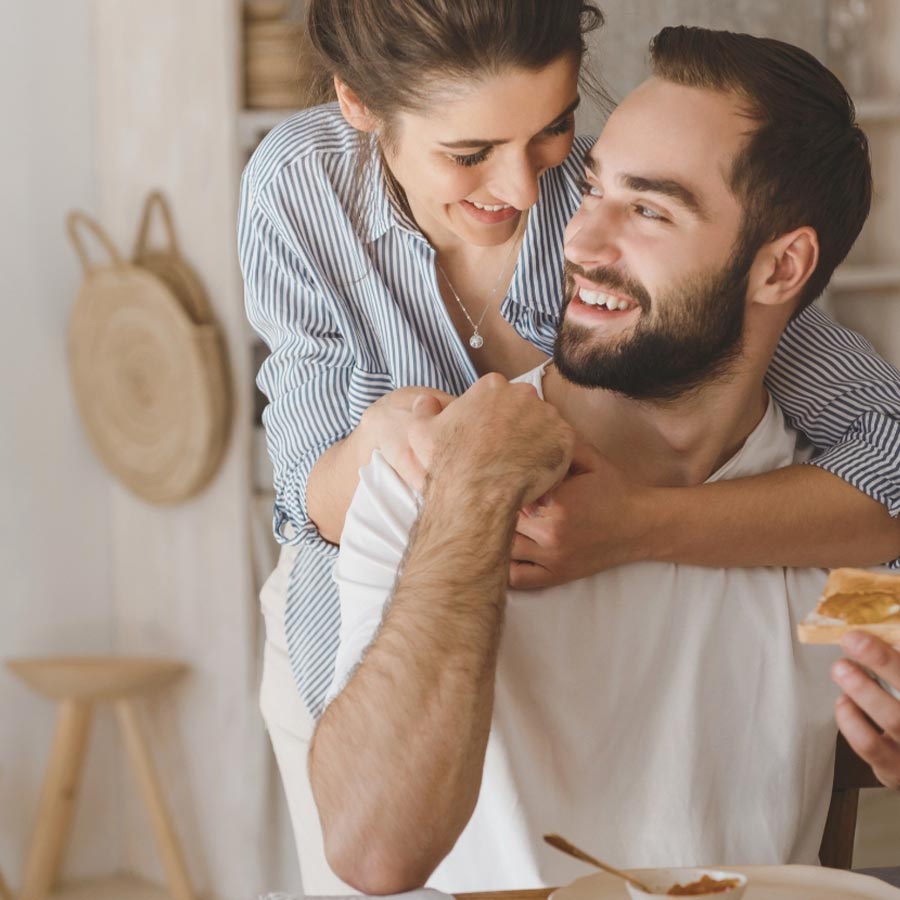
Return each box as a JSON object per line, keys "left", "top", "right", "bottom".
{"left": 564, "top": 206, "right": 623, "bottom": 269}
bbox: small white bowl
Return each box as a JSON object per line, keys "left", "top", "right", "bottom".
{"left": 624, "top": 867, "right": 747, "bottom": 899}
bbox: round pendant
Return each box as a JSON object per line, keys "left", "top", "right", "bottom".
{"left": 469, "top": 333, "right": 484, "bottom": 349}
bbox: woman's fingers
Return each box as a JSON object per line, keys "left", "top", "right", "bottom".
{"left": 509, "top": 560, "right": 553, "bottom": 590}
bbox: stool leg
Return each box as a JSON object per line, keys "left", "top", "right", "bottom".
{"left": 18, "top": 700, "right": 92, "bottom": 900}
{"left": 115, "top": 699, "right": 197, "bottom": 900}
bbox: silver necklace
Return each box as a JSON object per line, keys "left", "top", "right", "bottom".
{"left": 436, "top": 225, "right": 524, "bottom": 350}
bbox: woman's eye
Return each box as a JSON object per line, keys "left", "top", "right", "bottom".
{"left": 451, "top": 147, "right": 492, "bottom": 167}
{"left": 544, "top": 115, "right": 575, "bottom": 137}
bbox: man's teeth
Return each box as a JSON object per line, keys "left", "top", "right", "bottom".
{"left": 579, "top": 289, "right": 637, "bottom": 311}
{"left": 471, "top": 201, "right": 512, "bottom": 212}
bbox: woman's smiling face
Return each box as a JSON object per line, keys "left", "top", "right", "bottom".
{"left": 378, "top": 55, "right": 581, "bottom": 249}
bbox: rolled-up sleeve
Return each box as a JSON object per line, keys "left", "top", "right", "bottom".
{"left": 766, "top": 303, "right": 900, "bottom": 565}
{"left": 239, "top": 171, "right": 358, "bottom": 547}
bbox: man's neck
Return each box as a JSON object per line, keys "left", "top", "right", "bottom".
{"left": 542, "top": 352, "right": 772, "bottom": 488}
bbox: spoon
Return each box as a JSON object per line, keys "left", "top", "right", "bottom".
{"left": 543, "top": 833, "right": 655, "bottom": 895}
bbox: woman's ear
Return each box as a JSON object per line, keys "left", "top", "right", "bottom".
{"left": 334, "top": 77, "right": 378, "bottom": 133}
{"left": 747, "top": 226, "right": 819, "bottom": 312}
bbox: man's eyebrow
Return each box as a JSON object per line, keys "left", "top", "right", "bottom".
{"left": 621, "top": 175, "right": 709, "bottom": 220}
{"left": 437, "top": 96, "right": 581, "bottom": 150}
{"left": 582, "top": 152, "right": 709, "bottom": 220}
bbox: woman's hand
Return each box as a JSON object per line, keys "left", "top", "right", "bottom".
{"left": 832, "top": 631, "right": 900, "bottom": 789}
{"left": 362, "top": 387, "right": 454, "bottom": 490}
{"left": 509, "top": 441, "right": 651, "bottom": 589}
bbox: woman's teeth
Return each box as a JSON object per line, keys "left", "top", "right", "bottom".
{"left": 471, "top": 201, "right": 512, "bottom": 212}
{"left": 579, "top": 289, "right": 637, "bottom": 311}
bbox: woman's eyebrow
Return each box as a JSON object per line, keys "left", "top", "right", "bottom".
{"left": 437, "top": 96, "right": 581, "bottom": 150}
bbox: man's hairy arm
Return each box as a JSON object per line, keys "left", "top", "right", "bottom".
{"left": 309, "top": 375, "right": 574, "bottom": 894}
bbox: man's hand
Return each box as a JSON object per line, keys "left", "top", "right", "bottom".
{"left": 410, "top": 373, "right": 576, "bottom": 508}
{"left": 509, "top": 440, "right": 650, "bottom": 589}
{"left": 832, "top": 631, "right": 900, "bottom": 789}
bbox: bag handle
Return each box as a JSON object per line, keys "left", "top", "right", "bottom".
{"left": 66, "top": 211, "right": 123, "bottom": 275}
{"left": 133, "top": 190, "right": 180, "bottom": 259}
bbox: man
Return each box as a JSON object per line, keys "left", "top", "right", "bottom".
{"left": 309, "top": 27, "right": 885, "bottom": 893}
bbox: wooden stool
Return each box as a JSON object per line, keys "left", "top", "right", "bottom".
{"left": 6, "top": 657, "right": 197, "bottom": 900}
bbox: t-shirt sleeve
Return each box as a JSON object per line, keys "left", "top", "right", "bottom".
{"left": 766, "top": 303, "right": 900, "bottom": 566}
{"left": 326, "top": 452, "right": 421, "bottom": 705}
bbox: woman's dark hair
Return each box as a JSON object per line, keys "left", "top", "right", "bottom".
{"left": 304, "top": 0, "right": 606, "bottom": 234}
{"left": 307, "top": 0, "right": 603, "bottom": 118}
{"left": 650, "top": 26, "right": 872, "bottom": 311}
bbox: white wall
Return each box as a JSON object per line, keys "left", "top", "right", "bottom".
{"left": 0, "top": 0, "right": 120, "bottom": 887}
{"left": 92, "top": 4, "right": 300, "bottom": 898}
{"left": 576, "top": 0, "right": 827, "bottom": 135}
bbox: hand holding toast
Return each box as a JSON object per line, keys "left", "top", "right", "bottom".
{"left": 832, "top": 631, "right": 900, "bottom": 790}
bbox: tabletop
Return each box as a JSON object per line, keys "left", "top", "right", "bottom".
{"left": 456, "top": 868, "right": 900, "bottom": 898}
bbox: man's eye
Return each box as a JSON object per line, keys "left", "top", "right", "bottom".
{"left": 451, "top": 147, "right": 492, "bottom": 167}
{"left": 635, "top": 204, "right": 666, "bottom": 221}
{"left": 576, "top": 178, "right": 602, "bottom": 198}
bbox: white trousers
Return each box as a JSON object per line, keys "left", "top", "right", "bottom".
{"left": 259, "top": 546, "right": 353, "bottom": 895}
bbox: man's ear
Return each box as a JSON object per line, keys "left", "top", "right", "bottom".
{"left": 747, "top": 226, "right": 819, "bottom": 311}
{"left": 334, "top": 77, "right": 378, "bottom": 133}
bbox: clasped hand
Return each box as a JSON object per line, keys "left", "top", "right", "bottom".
{"left": 375, "top": 378, "right": 646, "bottom": 586}
{"left": 509, "top": 440, "right": 651, "bottom": 588}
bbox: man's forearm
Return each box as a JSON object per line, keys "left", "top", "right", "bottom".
{"left": 309, "top": 476, "right": 523, "bottom": 893}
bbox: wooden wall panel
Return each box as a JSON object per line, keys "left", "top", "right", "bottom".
{"left": 91, "top": 2, "right": 292, "bottom": 897}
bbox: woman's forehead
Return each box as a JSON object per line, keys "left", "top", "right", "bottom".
{"left": 400, "top": 56, "right": 580, "bottom": 140}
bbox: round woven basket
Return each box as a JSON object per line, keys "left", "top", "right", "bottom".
{"left": 66, "top": 196, "right": 231, "bottom": 505}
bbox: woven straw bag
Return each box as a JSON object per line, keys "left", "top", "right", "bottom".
{"left": 66, "top": 193, "right": 231, "bottom": 504}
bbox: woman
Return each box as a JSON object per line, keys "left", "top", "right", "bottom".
{"left": 238, "top": 0, "right": 900, "bottom": 888}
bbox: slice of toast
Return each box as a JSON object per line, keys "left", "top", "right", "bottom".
{"left": 797, "top": 567, "right": 900, "bottom": 645}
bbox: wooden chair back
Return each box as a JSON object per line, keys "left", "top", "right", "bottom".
{"left": 819, "top": 732, "right": 882, "bottom": 869}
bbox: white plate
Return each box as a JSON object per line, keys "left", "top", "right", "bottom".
{"left": 549, "top": 866, "right": 900, "bottom": 899}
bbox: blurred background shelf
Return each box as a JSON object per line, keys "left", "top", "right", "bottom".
{"left": 855, "top": 96, "right": 900, "bottom": 123}
{"left": 238, "top": 108, "right": 299, "bottom": 153}
{"left": 832, "top": 264, "right": 900, "bottom": 292}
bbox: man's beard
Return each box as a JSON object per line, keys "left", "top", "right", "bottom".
{"left": 553, "top": 253, "right": 752, "bottom": 402}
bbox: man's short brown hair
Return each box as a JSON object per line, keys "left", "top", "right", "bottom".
{"left": 650, "top": 26, "right": 872, "bottom": 311}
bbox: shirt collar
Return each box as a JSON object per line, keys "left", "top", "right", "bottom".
{"left": 362, "top": 147, "right": 424, "bottom": 244}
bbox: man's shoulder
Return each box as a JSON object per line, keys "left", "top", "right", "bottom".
{"left": 710, "top": 396, "right": 805, "bottom": 483}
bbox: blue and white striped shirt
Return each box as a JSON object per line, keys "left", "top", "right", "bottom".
{"left": 239, "top": 102, "right": 900, "bottom": 717}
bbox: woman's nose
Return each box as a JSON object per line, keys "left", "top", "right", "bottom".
{"left": 490, "top": 153, "right": 542, "bottom": 211}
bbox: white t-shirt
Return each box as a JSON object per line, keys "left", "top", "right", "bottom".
{"left": 329, "top": 365, "right": 840, "bottom": 892}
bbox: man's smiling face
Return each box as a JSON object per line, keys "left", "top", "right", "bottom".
{"left": 556, "top": 77, "right": 758, "bottom": 400}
